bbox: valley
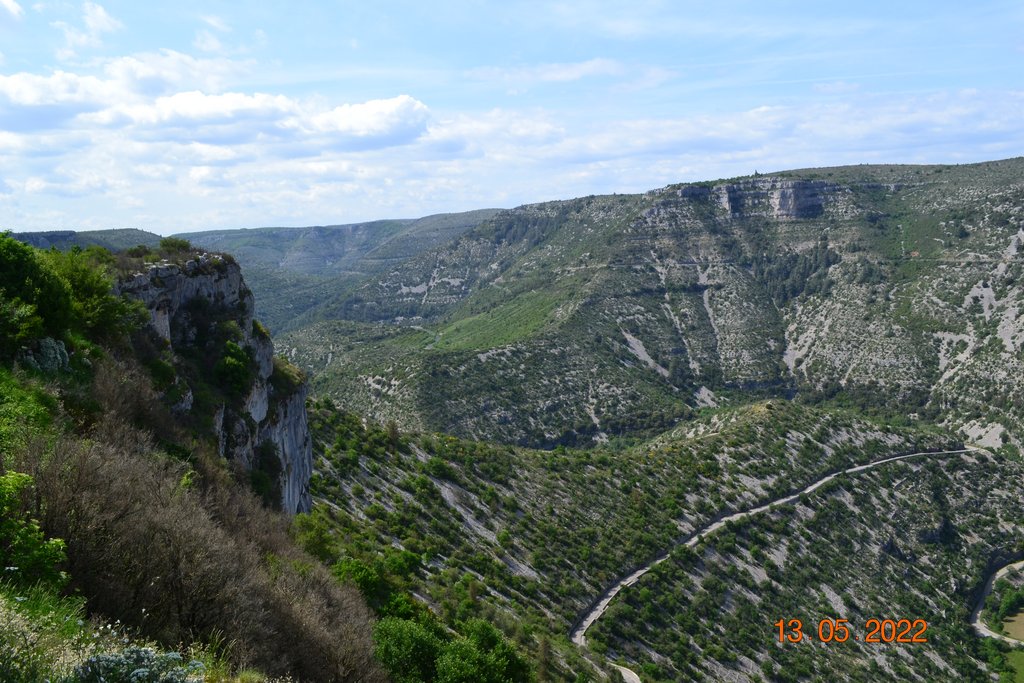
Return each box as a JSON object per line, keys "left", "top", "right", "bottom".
{"left": 262, "top": 158, "right": 1024, "bottom": 681}
{"left": 272, "top": 160, "right": 1024, "bottom": 454}
{"left": 4, "top": 157, "right": 1024, "bottom": 682}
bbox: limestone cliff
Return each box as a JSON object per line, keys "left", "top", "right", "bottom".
{"left": 117, "top": 253, "right": 312, "bottom": 513}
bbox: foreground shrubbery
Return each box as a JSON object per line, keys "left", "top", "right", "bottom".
{"left": 6, "top": 365, "right": 382, "bottom": 681}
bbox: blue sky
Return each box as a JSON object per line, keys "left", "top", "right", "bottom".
{"left": 1, "top": 1, "right": 1022, "bottom": 233}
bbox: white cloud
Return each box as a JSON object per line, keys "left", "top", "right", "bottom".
{"left": 469, "top": 58, "right": 624, "bottom": 86}
{"left": 425, "top": 109, "right": 563, "bottom": 157}
{"left": 52, "top": 2, "right": 122, "bottom": 59}
{"left": 0, "top": 0, "right": 22, "bottom": 18}
{"left": 193, "top": 30, "right": 223, "bottom": 53}
{"left": 200, "top": 15, "right": 230, "bottom": 32}
{"left": 103, "top": 50, "right": 248, "bottom": 95}
{"left": 307, "top": 95, "right": 429, "bottom": 138}
{"left": 88, "top": 90, "right": 296, "bottom": 127}
{"left": 0, "top": 70, "right": 116, "bottom": 105}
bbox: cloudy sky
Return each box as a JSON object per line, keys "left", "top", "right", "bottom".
{"left": 1, "top": 1, "right": 1022, "bottom": 234}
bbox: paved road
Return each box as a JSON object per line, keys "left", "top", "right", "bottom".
{"left": 571, "top": 447, "right": 975, "bottom": 682}
{"left": 971, "top": 559, "right": 1024, "bottom": 645}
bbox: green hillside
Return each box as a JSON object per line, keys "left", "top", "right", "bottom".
{"left": 279, "top": 158, "right": 1024, "bottom": 452}
{"left": 12, "top": 228, "right": 162, "bottom": 252}
{"left": 298, "top": 397, "right": 958, "bottom": 681}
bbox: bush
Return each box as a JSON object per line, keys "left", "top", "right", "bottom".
{"left": 0, "top": 585, "right": 102, "bottom": 682}
{"left": 25, "top": 427, "right": 383, "bottom": 682}
{"left": 0, "top": 471, "right": 66, "bottom": 590}
{"left": 73, "top": 646, "right": 205, "bottom": 683}
{"left": 0, "top": 233, "right": 73, "bottom": 357}
{"left": 270, "top": 355, "right": 305, "bottom": 396}
{"left": 373, "top": 617, "right": 440, "bottom": 683}
{"left": 40, "top": 247, "right": 147, "bottom": 341}
{"left": 215, "top": 341, "right": 255, "bottom": 399}
{"left": 158, "top": 237, "right": 193, "bottom": 254}
{"left": 433, "top": 620, "right": 532, "bottom": 683}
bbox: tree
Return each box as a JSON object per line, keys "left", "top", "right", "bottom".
{"left": 158, "top": 236, "right": 193, "bottom": 253}
{"left": 373, "top": 617, "right": 440, "bottom": 683}
{"left": 0, "top": 233, "right": 72, "bottom": 355}
{"left": 40, "top": 246, "right": 146, "bottom": 340}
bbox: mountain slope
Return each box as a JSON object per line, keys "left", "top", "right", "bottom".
{"left": 279, "top": 158, "right": 1024, "bottom": 449}
{"left": 302, "top": 397, "right": 956, "bottom": 680}
{"left": 12, "top": 228, "right": 161, "bottom": 251}
{"left": 178, "top": 209, "right": 500, "bottom": 331}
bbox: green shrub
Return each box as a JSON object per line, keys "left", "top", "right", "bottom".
{"left": 0, "top": 368, "right": 54, "bottom": 454}
{"left": 0, "top": 585, "right": 103, "bottom": 681}
{"left": 41, "top": 247, "right": 147, "bottom": 341}
{"left": 158, "top": 237, "right": 193, "bottom": 254}
{"left": 0, "top": 233, "right": 73, "bottom": 357}
{"left": 73, "top": 645, "right": 205, "bottom": 683}
{"left": 373, "top": 617, "right": 440, "bottom": 683}
{"left": 435, "top": 620, "right": 532, "bottom": 683}
{"left": 215, "top": 341, "right": 255, "bottom": 399}
{"left": 0, "top": 472, "right": 66, "bottom": 590}
{"left": 270, "top": 355, "right": 305, "bottom": 396}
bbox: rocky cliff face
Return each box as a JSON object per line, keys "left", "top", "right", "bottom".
{"left": 117, "top": 254, "right": 312, "bottom": 513}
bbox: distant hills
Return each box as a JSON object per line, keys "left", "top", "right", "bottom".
{"left": 16, "top": 160, "right": 1024, "bottom": 453}
{"left": 12, "top": 228, "right": 161, "bottom": 252}
{"left": 176, "top": 210, "right": 500, "bottom": 331}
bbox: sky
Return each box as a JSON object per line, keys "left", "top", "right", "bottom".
{"left": 0, "top": 1, "right": 1022, "bottom": 234}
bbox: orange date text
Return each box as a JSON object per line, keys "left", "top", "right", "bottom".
{"left": 774, "top": 618, "right": 928, "bottom": 644}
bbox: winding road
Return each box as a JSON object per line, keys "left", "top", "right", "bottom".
{"left": 570, "top": 447, "right": 977, "bottom": 681}
{"left": 971, "top": 559, "right": 1024, "bottom": 645}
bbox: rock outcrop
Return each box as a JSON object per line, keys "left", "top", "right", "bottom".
{"left": 117, "top": 254, "right": 312, "bottom": 513}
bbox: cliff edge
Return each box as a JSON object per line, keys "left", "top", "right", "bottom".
{"left": 116, "top": 252, "right": 312, "bottom": 513}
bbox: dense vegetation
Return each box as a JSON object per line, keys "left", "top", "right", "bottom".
{"left": 591, "top": 449, "right": 1024, "bottom": 681}
{"left": 0, "top": 233, "right": 382, "bottom": 682}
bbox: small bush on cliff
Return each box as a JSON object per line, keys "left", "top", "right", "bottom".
{"left": 159, "top": 236, "right": 193, "bottom": 254}
{"left": 270, "top": 355, "right": 305, "bottom": 396}
{"left": 216, "top": 341, "right": 256, "bottom": 400}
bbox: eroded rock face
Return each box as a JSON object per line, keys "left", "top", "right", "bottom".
{"left": 117, "top": 255, "right": 312, "bottom": 513}
{"left": 713, "top": 178, "right": 834, "bottom": 219}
